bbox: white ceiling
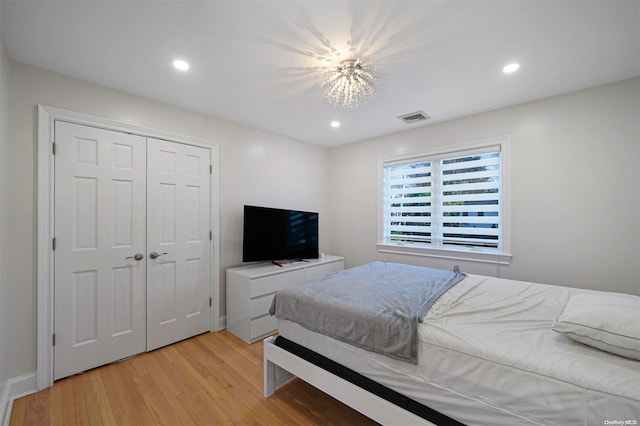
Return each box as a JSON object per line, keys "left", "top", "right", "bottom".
{"left": 1, "top": 1, "right": 639, "bottom": 147}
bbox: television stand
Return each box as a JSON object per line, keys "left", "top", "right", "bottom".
{"left": 226, "top": 255, "right": 344, "bottom": 343}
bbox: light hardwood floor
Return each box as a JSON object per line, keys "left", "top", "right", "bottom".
{"left": 10, "top": 331, "right": 377, "bottom": 425}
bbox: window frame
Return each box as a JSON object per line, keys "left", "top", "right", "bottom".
{"left": 377, "top": 136, "right": 512, "bottom": 264}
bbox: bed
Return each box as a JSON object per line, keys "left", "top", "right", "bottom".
{"left": 264, "top": 261, "right": 640, "bottom": 425}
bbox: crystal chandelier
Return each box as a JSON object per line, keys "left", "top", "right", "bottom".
{"left": 321, "top": 58, "right": 381, "bottom": 108}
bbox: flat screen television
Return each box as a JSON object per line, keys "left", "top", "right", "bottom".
{"left": 242, "top": 205, "right": 319, "bottom": 262}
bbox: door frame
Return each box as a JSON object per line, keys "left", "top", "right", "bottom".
{"left": 36, "top": 105, "right": 221, "bottom": 389}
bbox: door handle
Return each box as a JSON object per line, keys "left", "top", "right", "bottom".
{"left": 149, "top": 251, "right": 168, "bottom": 260}
{"left": 126, "top": 253, "right": 144, "bottom": 261}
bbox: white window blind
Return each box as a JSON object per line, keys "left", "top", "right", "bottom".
{"left": 383, "top": 145, "right": 502, "bottom": 251}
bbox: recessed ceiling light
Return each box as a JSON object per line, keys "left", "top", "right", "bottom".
{"left": 173, "top": 59, "right": 190, "bottom": 71}
{"left": 331, "top": 121, "right": 340, "bottom": 128}
{"left": 503, "top": 63, "right": 520, "bottom": 74}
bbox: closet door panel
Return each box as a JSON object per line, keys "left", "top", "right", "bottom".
{"left": 147, "top": 138, "right": 211, "bottom": 350}
{"left": 54, "top": 121, "right": 147, "bottom": 380}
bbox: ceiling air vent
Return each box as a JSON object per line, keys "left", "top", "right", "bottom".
{"left": 398, "top": 111, "right": 430, "bottom": 124}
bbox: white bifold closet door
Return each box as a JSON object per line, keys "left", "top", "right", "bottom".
{"left": 54, "top": 122, "right": 211, "bottom": 380}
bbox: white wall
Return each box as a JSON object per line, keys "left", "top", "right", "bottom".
{"left": 0, "top": 28, "right": 9, "bottom": 392}
{"left": 328, "top": 77, "right": 640, "bottom": 296}
{"left": 5, "top": 61, "right": 330, "bottom": 380}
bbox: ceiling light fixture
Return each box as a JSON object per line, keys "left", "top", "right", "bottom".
{"left": 330, "top": 121, "right": 341, "bottom": 128}
{"left": 503, "top": 63, "right": 520, "bottom": 74}
{"left": 321, "top": 58, "right": 381, "bottom": 108}
{"left": 173, "top": 59, "right": 190, "bottom": 71}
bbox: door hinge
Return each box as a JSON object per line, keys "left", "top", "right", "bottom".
{"left": 209, "top": 164, "right": 213, "bottom": 174}
{"left": 52, "top": 237, "right": 56, "bottom": 250}
{"left": 209, "top": 231, "right": 212, "bottom": 241}
{"left": 52, "top": 333, "right": 56, "bottom": 346}
{"left": 209, "top": 297, "right": 212, "bottom": 307}
{"left": 52, "top": 142, "right": 56, "bottom": 156}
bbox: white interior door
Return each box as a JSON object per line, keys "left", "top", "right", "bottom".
{"left": 146, "top": 138, "right": 211, "bottom": 351}
{"left": 54, "top": 121, "right": 147, "bottom": 380}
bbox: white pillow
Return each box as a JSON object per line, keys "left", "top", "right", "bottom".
{"left": 552, "top": 292, "right": 640, "bottom": 361}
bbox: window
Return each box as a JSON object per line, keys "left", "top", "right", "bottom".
{"left": 379, "top": 137, "right": 511, "bottom": 264}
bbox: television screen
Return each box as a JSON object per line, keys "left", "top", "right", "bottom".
{"left": 242, "top": 205, "right": 319, "bottom": 262}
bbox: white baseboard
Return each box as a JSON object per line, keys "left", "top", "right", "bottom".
{"left": 219, "top": 315, "right": 226, "bottom": 330}
{"left": 0, "top": 372, "right": 37, "bottom": 426}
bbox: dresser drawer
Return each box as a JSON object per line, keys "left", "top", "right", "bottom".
{"left": 250, "top": 292, "right": 276, "bottom": 318}
{"left": 305, "top": 260, "right": 344, "bottom": 281}
{"left": 250, "top": 269, "right": 305, "bottom": 298}
{"left": 250, "top": 315, "right": 277, "bottom": 340}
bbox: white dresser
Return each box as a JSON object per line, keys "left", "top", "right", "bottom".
{"left": 226, "top": 255, "right": 344, "bottom": 343}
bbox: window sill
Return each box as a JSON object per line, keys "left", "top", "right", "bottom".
{"left": 377, "top": 243, "right": 512, "bottom": 265}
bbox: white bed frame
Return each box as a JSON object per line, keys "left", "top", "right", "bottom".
{"left": 263, "top": 336, "right": 434, "bottom": 426}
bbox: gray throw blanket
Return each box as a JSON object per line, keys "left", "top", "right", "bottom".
{"left": 269, "top": 261, "right": 466, "bottom": 364}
